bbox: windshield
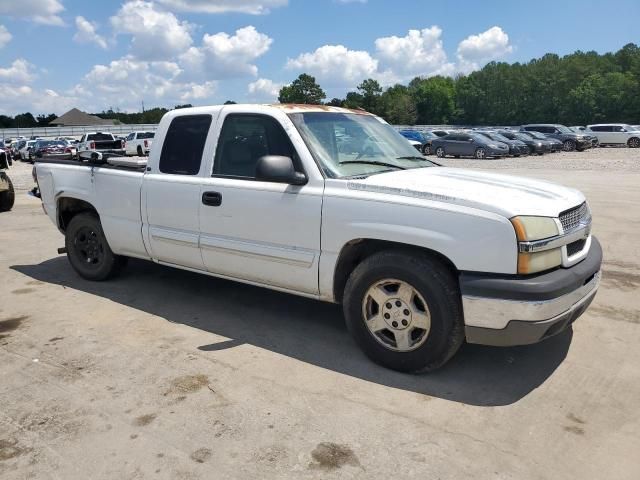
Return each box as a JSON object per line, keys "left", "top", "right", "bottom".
{"left": 489, "top": 132, "right": 511, "bottom": 142}
{"left": 527, "top": 131, "right": 547, "bottom": 140}
{"left": 556, "top": 125, "right": 572, "bottom": 134}
{"left": 289, "top": 112, "right": 436, "bottom": 178}
{"left": 514, "top": 133, "right": 533, "bottom": 142}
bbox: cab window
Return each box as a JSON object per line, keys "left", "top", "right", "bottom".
{"left": 213, "top": 114, "right": 299, "bottom": 179}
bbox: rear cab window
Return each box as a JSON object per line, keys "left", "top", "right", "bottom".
{"left": 159, "top": 115, "right": 212, "bottom": 175}
{"left": 87, "top": 133, "right": 115, "bottom": 141}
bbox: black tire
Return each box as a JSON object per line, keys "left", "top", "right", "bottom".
{"left": 422, "top": 144, "right": 431, "bottom": 156}
{"left": 0, "top": 174, "right": 15, "bottom": 212}
{"left": 563, "top": 140, "right": 576, "bottom": 152}
{"left": 343, "top": 251, "right": 464, "bottom": 373}
{"left": 628, "top": 137, "right": 640, "bottom": 148}
{"left": 137, "top": 145, "right": 143, "bottom": 156}
{"left": 65, "top": 213, "right": 127, "bottom": 281}
{"left": 435, "top": 147, "right": 445, "bottom": 158}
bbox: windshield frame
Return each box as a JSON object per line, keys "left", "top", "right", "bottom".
{"left": 288, "top": 112, "right": 437, "bottom": 179}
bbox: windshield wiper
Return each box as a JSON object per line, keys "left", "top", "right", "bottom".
{"left": 339, "top": 160, "right": 406, "bottom": 170}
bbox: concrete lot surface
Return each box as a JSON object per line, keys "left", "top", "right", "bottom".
{"left": 1, "top": 151, "right": 639, "bottom": 479}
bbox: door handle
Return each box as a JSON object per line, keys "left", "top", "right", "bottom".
{"left": 202, "top": 191, "right": 222, "bottom": 207}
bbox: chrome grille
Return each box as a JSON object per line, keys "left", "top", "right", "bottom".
{"left": 559, "top": 202, "right": 589, "bottom": 232}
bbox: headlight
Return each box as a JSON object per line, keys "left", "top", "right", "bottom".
{"left": 511, "top": 216, "right": 562, "bottom": 274}
{"left": 488, "top": 144, "right": 498, "bottom": 148}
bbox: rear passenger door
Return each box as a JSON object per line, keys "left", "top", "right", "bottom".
{"left": 198, "top": 113, "right": 323, "bottom": 294}
{"left": 610, "top": 125, "right": 626, "bottom": 144}
{"left": 142, "top": 114, "right": 212, "bottom": 270}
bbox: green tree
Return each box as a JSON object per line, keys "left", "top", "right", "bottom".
{"left": 409, "top": 76, "right": 456, "bottom": 124}
{"left": 278, "top": 74, "right": 326, "bottom": 104}
{"left": 379, "top": 85, "right": 417, "bottom": 125}
{"left": 357, "top": 78, "right": 383, "bottom": 114}
{"left": 14, "top": 112, "right": 38, "bottom": 128}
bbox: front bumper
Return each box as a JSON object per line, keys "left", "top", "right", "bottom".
{"left": 461, "top": 237, "right": 602, "bottom": 347}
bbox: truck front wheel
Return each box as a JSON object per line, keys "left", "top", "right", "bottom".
{"left": 343, "top": 251, "right": 464, "bottom": 373}
{"left": 65, "top": 213, "right": 127, "bottom": 281}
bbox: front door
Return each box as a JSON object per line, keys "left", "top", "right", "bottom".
{"left": 199, "top": 113, "right": 323, "bottom": 294}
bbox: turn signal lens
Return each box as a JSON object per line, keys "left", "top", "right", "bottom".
{"left": 517, "top": 249, "right": 562, "bottom": 275}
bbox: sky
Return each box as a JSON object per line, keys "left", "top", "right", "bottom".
{"left": 0, "top": 0, "right": 638, "bottom": 116}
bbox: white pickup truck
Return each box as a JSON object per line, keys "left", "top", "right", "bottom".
{"left": 35, "top": 104, "right": 602, "bottom": 372}
{"left": 124, "top": 131, "right": 155, "bottom": 156}
{"left": 76, "top": 132, "right": 126, "bottom": 159}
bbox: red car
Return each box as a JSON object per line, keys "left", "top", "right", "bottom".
{"left": 33, "top": 140, "right": 77, "bottom": 162}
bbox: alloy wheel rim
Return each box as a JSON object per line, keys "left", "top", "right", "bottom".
{"left": 361, "top": 279, "right": 431, "bottom": 352}
{"left": 476, "top": 148, "right": 485, "bottom": 159}
{"left": 436, "top": 148, "right": 444, "bottom": 157}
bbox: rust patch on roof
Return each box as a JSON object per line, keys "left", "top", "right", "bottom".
{"left": 269, "top": 104, "right": 373, "bottom": 115}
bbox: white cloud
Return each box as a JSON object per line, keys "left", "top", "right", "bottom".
{"left": 456, "top": 26, "right": 513, "bottom": 72}
{"left": 182, "top": 26, "right": 273, "bottom": 78}
{"left": 0, "top": 0, "right": 65, "bottom": 26}
{"left": 0, "top": 84, "right": 79, "bottom": 115}
{"left": 156, "top": 0, "right": 287, "bottom": 14}
{"left": 247, "top": 78, "right": 282, "bottom": 100}
{"left": 111, "top": 0, "right": 193, "bottom": 61}
{"left": 286, "top": 45, "right": 378, "bottom": 87}
{"left": 375, "top": 26, "right": 454, "bottom": 82}
{"left": 0, "top": 59, "right": 35, "bottom": 84}
{"left": 0, "top": 25, "right": 11, "bottom": 48}
{"left": 73, "top": 16, "right": 108, "bottom": 49}
{"left": 73, "top": 56, "right": 217, "bottom": 111}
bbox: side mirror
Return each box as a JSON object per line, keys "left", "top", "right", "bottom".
{"left": 255, "top": 156, "right": 307, "bottom": 186}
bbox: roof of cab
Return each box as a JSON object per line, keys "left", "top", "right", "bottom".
{"left": 267, "top": 104, "right": 373, "bottom": 115}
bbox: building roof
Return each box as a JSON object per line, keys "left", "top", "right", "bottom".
{"left": 49, "top": 108, "right": 117, "bottom": 126}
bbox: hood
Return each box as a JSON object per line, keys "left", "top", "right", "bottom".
{"left": 348, "top": 167, "right": 584, "bottom": 218}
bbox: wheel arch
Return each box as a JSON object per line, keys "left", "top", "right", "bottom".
{"left": 332, "top": 238, "right": 459, "bottom": 304}
{"left": 57, "top": 197, "right": 99, "bottom": 232}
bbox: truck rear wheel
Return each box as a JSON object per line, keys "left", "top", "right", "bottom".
{"left": 343, "top": 251, "right": 464, "bottom": 373}
{"left": 0, "top": 174, "right": 15, "bottom": 212}
{"left": 65, "top": 213, "right": 127, "bottom": 281}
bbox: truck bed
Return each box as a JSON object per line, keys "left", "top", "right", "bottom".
{"left": 36, "top": 159, "right": 149, "bottom": 260}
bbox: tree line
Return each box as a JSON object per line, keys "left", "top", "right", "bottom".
{"left": 2, "top": 43, "right": 638, "bottom": 129}
{"left": 279, "top": 43, "right": 640, "bottom": 126}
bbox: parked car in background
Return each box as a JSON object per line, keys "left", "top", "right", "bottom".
{"left": 19, "top": 140, "right": 38, "bottom": 162}
{"left": 398, "top": 130, "right": 437, "bottom": 155}
{"left": 125, "top": 131, "right": 155, "bottom": 156}
{"left": 77, "top": 132, "right": 126, "bottom": 159}
{"left": 569, "top": 127, "right": 599, "bottom": 147}
{"left": 478, "top": 131, "right": 528, "bottom": 157}
{"left": 10, "top": 140, "right": 26, "bottom": 160}
{"left": 432, "top": 132, "right": 509, "bottom": 159}
{"left": 586, "top": 124, "right": 640, "bottom": 148}
{"left": 430, "top": 129, "right": 455, "bottom": 138}
{"left": 520, "top": 131, "right": 562, "bottom": 153}
{"left": 33, "top": 140, "right": 77, "bottom": 161}
{"left": 0, "top": 150, "right": 14, "bottom": 212}
{"left": 521, "top": 124, "right": 591, "bottom": 151}
{"left": 498, "top": 130, "right": 548, "bottom": 155}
